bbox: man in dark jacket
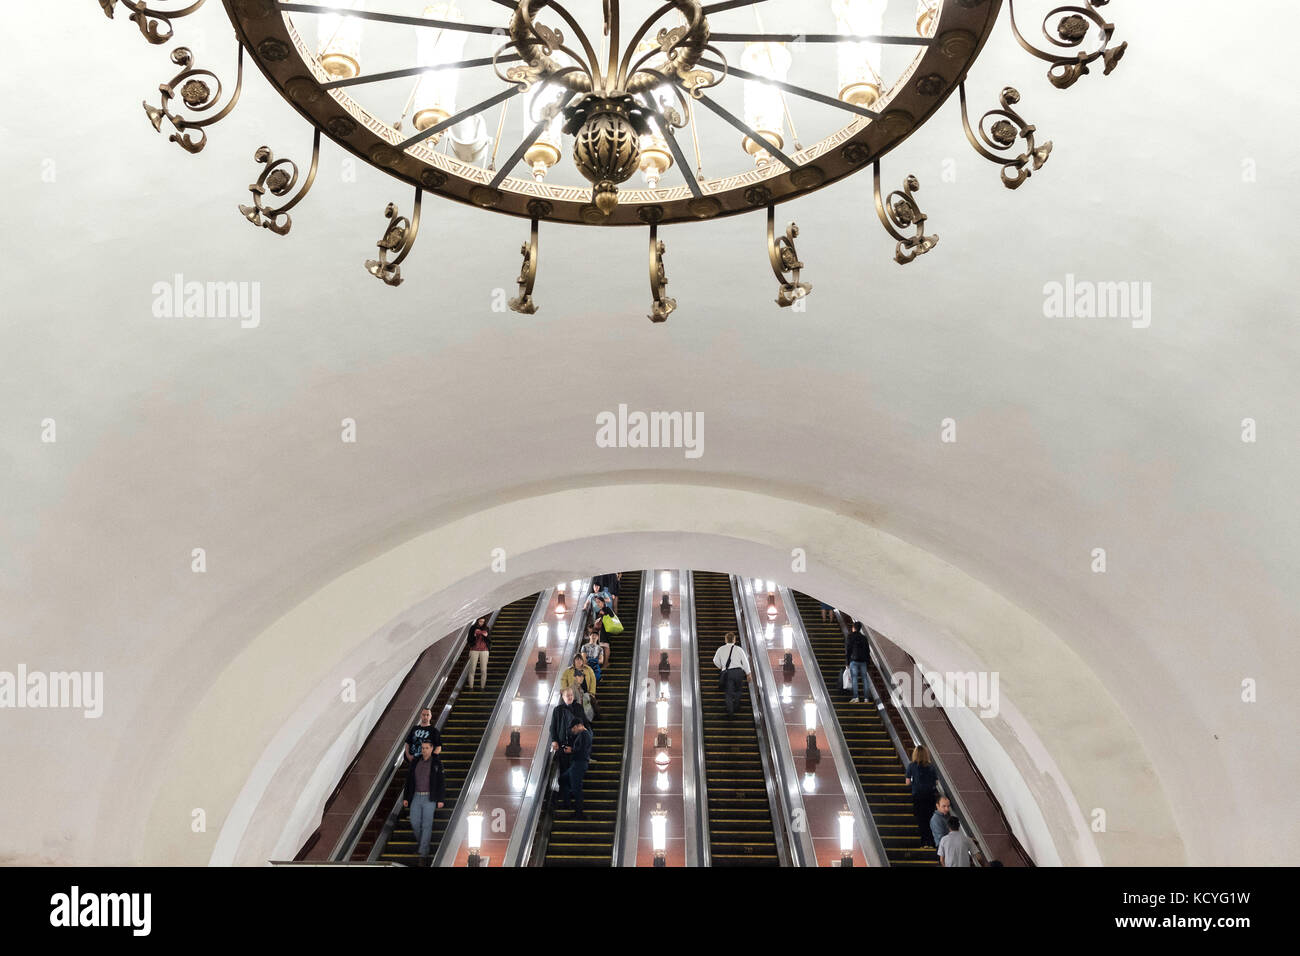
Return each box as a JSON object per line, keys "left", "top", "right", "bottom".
{"left": 548, "top": 687, "right": 586, "bottom": 808}
{"left": 845, "top": 621, "right": 877, "bottom": 704}
{"left": 557, "top": 719, "right": 592, "bottom": 819}
{"left": 402, "top": 740, "right": 447, "bottom": 862}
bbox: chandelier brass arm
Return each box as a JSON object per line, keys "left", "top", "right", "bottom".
{"left": 873, "top": 161, "right": 937, "bottom": 266}
{"left": 364, "top": 188, "right": 423, "bottom": 287}
{"left": 959, "top": 84, "right": 1052, "bottom": 190}
{"left": 508, "top": 206, "right": 546, "bottom": 314}
{"left": 648, "top": 223, "right": 676, "bottom": 323}
{"left": 142, "top": 44, "right": 243, "bottom": 154}
{"left": 239, "top": 127, "right": 322, "bottom": 235}
{"left": 767, "top": 205, "right": 811, "bottom": 308}
{"left": 100, "top": 0, "right": 207, "bottom": 45}
{"left": 1007, "top": 0, "right": 1126, "bottom": 89}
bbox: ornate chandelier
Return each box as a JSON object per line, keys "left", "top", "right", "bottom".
{"left": 101, "top": 0, "right": 1128, "bottom": 317}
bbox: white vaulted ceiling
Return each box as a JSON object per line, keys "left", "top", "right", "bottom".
{"left": 1, "top": 1, "right": 1297, "bottom": 866}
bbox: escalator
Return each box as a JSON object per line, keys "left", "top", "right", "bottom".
{"left": 376, "top": 593, "right": 540, "bottom": 865}
{"left": 540, "top": 570, "right": 642, "bottom": 866}
{"left": 792, "top": 590, "right": 938, "bottom": 866}
{"left": 692, "top": 571, "right": 780, "bottom": 866}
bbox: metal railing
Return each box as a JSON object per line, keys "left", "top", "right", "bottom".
{"left": 611, "top": 570, "right": 655, "bottom": 866}
{"left": 738, "top": 574, "right": 806, "bottom": 868}
{"left": 681, "top": 571, "right": 709, "bottom": 867}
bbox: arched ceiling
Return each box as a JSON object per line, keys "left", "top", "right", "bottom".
{"left": 1, "top": 1, "right": 1297, "bottom": 865}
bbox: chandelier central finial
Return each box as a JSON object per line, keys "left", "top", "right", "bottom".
{"left": 500, "top": 0, "right": 722, "bottom": 215}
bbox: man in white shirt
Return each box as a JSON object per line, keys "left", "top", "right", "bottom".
{"left": 712, "top": 631, "right": 751, "bottom": 717}
{"left": 938, "top": 816, "right": 974, "bottom": 867}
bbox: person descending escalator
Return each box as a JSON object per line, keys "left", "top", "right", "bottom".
{"left": 548, "top": 687, "right": 586, "bottom": 809}
{"left": 712, "top": 631, "right": 752, "bottom": 718}
{"left": 557, "top": 719, "right": 592, "bottom": 819}
{"left": 905, "top": 745, "right": 940, "bottom": 848}
{"left": 404, "top": 707, "right": 441, "bottom": 763}
{"left": 402, "top": 740, "right": 446, "bottom": 866}
{"left": 582, "top": 581, "right": 613, "bottom": 624}
{"left": 466, "top": 616, "right": 491, "bottom": 692}
{"left": 581, "top": 626, "right": 609, "bottom": 682}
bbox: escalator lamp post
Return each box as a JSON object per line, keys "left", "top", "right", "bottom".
{"left": 782, "top": 624, "right": 794, "bottom": 648}
{"left": 506, "top": 696, "right": 524, "bottom": 757}
{"left": 656, "top": 693, "right": 670, "bottom": 748}
{"left": 805, "top": 698, "right": 821, "bottom": 760}
{"left": 537, "top": 623, "right": 548, "bottom": 647}
{"left": 767, "top": 593, "right": 778, "bottom": 618}
{"left": 660, "top": 571, "right": 672, "bottom": 592}
{"left": 467, "top": 807, "right": 485, "bottom": 867}
{"left": 659, "top": 623, "right": 671, "bottom": 648}
{"left": 651, "top": 804, "right": 668, "bottom": 867}
{"left": 839, "top": 806, "right": 855, "bottom": 866}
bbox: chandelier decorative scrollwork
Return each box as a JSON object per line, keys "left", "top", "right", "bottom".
{"left": 98, "top": 0, "right": 1130, "bottom": 320}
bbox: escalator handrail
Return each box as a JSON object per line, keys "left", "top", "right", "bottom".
{"left": 782, "top": 588, "right": 891, "bottom": 868}
{"left": 360, "top": 606, "right": 508, "bottom": 862}
{"left": 503, "top": 578, "right": 594, "bottom": 866}
{"left": 681, "top": 571, "right": 710, "bottom": 867}
{"left": 610, "top": 570, "right": 654, "bottom": 866}
{"left": 431, "top": 587, "right": 558, "bottom": 867}
{"left": 727, "top": 574, "right": 797, "bottom": 867}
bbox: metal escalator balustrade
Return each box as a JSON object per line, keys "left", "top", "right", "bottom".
{"left": 792, "top": 590, "right": 939, "bottom": 867}
{"left": 378, "top": 594, "right": 541, "bottom": 865}
{"left": 539, "top": 571, "right": 643, "bottom": 866}
{"left": 692, "top": 571, "right": 780, "bottom": 866}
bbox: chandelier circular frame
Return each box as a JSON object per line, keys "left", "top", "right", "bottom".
{"left": 224, "top": 0, "right": 1002, "bottom": 227}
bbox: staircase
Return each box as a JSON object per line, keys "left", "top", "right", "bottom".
{"left": 792, "top": 591, "right": 938, "bottom": 866}
{"left": 541, "top": 571, "right": 642, "bottom": 866}
{"left": 692, "top": 572, "right": 780, "bottom": 866}
{"left": 375, "top": 594, "right": 540, "bottom": 865}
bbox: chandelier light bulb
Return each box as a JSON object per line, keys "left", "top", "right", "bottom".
{"left": 523, "top": 81, "right": 565, "bottom": 181}
{"left": 916, "top": 0, "right": 940, "bottom": 39}
{"left": 833, "top": 0, "right": 886, "bottom": 108}
{"left": 740, "top": 42, "right": 791, "bottom": 163}
{"left": 412, "top": 4, "right": 469, "bottom": 141}
{"left": 317, "top": 0, "right": 366, "bottom": 80}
